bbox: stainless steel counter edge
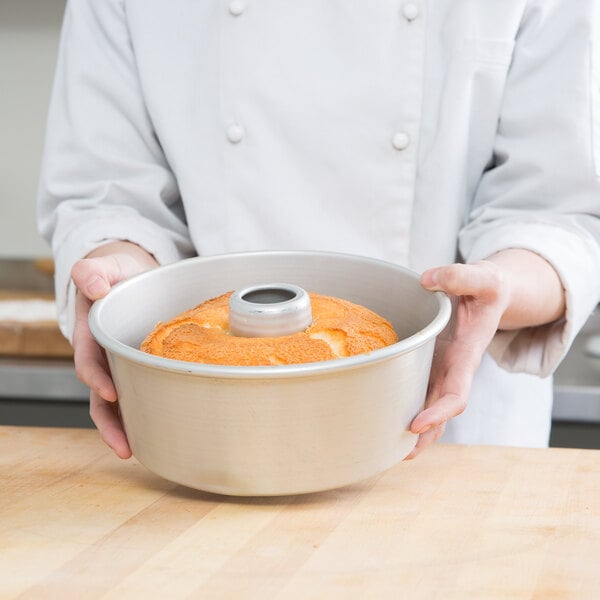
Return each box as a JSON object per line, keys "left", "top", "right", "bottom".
{"left": 0, "top": 358, "right": 88, "bottom": 400}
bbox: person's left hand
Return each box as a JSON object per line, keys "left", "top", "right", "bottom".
{"left": 405, "top": 260, "right": 510, "bottom": 459}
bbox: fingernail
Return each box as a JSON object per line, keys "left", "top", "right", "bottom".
{"left": 86, "top": 275, "right": 109, "bottom": 297}
{"left": 421, "top": 269, "right": 439, "bottom": 289}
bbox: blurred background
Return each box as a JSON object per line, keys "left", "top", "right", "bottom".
{"left": 0, "top": 0, "right": 63, "bottom": 258}
{"left": 0, "top": 0, "right": 598, "bottom": 448}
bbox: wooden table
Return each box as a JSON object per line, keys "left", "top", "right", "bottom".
{"left": 1, "top": 426, "right": 599, "bottom": 599}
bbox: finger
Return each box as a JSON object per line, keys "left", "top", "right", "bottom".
{"left": 423, "top": 337, "right": 452, "bottom": 402}
{"left": 71, "top": 254, "right": 143, "bottom": 301}
{"left": 405, "top": 423, "right": 446, "bottom": 460}
{"left": 410, "top": 391, "right": 467, "bottom": 435}
{"left": 421, "top": 262, "right": 504, "bottom": 302}
{"left": 411, "top": 318, "right": 497, "bottom": 437}
{"left": 89, "top": 390, "right": 132, "bottom": 459}
{"left": 412, "top": 337, "right": 479, "bottom": 431}
{"left": 73, "top": 292, "right": 117, "bottom": 401}
{"left": 71, "top": 258, "right": 112, "bottom": 300}
{"left": 434, "top": 295, "right": 502, "bottom": 377}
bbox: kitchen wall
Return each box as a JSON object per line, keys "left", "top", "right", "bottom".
{"left": 0, "top": 0, "right": 66, "bottom": 258}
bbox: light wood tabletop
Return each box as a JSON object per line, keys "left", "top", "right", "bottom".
{"left": 1, "top": 425, "right": 599, "bottom": 599}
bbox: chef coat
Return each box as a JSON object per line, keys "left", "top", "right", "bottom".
{"left": 38, "top": 0, "right": 600, "bottom": 447}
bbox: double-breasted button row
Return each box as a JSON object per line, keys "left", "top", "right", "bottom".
{"left": 225, "top": 3, "right": 416, "bottom": 151}
{"left": 227, "top": 2, "right": 245, "bottom": 142}
{"left": 229, "top": 2, "right": 419, "bottom": 21}
{"left": 392, "top": 5, "right": 419, "bottom": 149}
{"left": 226, "top": 125, "right": 411, "bottom": 151}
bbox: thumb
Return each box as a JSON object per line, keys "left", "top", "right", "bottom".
{"left": 421, "top": 262, "right": 503, "bottom": 300}
{"left": 71, "top": 254, "right": 143, "bottom": 301}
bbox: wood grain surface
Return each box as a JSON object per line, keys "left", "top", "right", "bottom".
{"left": 1, "top": 426, "right": 599, "bottom": 599}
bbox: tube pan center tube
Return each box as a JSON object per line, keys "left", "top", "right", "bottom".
{"left": 228, "top": 283, "right": 313, "bottom": 338}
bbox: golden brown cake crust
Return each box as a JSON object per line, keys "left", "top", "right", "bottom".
{"left": 140, "top": 292, "right": 397, "bottom": 366}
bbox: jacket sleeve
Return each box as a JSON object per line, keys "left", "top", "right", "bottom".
{"left": 37, "top": 0, "right": 195, "bottom": 340}
{"left": 458, "top": 0, "right": 600, "bottom": 377}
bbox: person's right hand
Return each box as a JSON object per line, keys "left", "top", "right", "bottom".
{"left": 70, "top": 241, "right": 159, "bottom": 458}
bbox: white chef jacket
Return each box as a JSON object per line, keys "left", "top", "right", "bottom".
{"left": 38, "top": 0, "right": 600, "bottom": 447}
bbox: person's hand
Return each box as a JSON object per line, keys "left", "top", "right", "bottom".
{"left": 405, "top": 260, "right": 510, "bottom": 459}
{"left": 406, "top": 249, "right": 566, "bottom": 459}
{"left": 70, "top": 242, "right": 158, "bottom": 458}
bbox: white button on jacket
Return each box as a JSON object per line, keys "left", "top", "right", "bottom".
{"left": 226, "top": 124, "right": 245, "bottom": 144}
{"left": 402, "top": 3, "right": 420, "bottom": 22}
{"left": 38, "top": 0, "right": 600, "bottom": 448}
{"left": 228, "top": 1, "right": 245, "bottom": 17}
{"left": 391, "top": 132, "right": 410, "bottom": 151}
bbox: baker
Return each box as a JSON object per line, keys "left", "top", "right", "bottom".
{"left": 38, "top": 0, "right": 600, "bottom": 460}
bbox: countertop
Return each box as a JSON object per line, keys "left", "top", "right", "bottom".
{"left": 1, "top": 426, "right": 599, "bottom": 599}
